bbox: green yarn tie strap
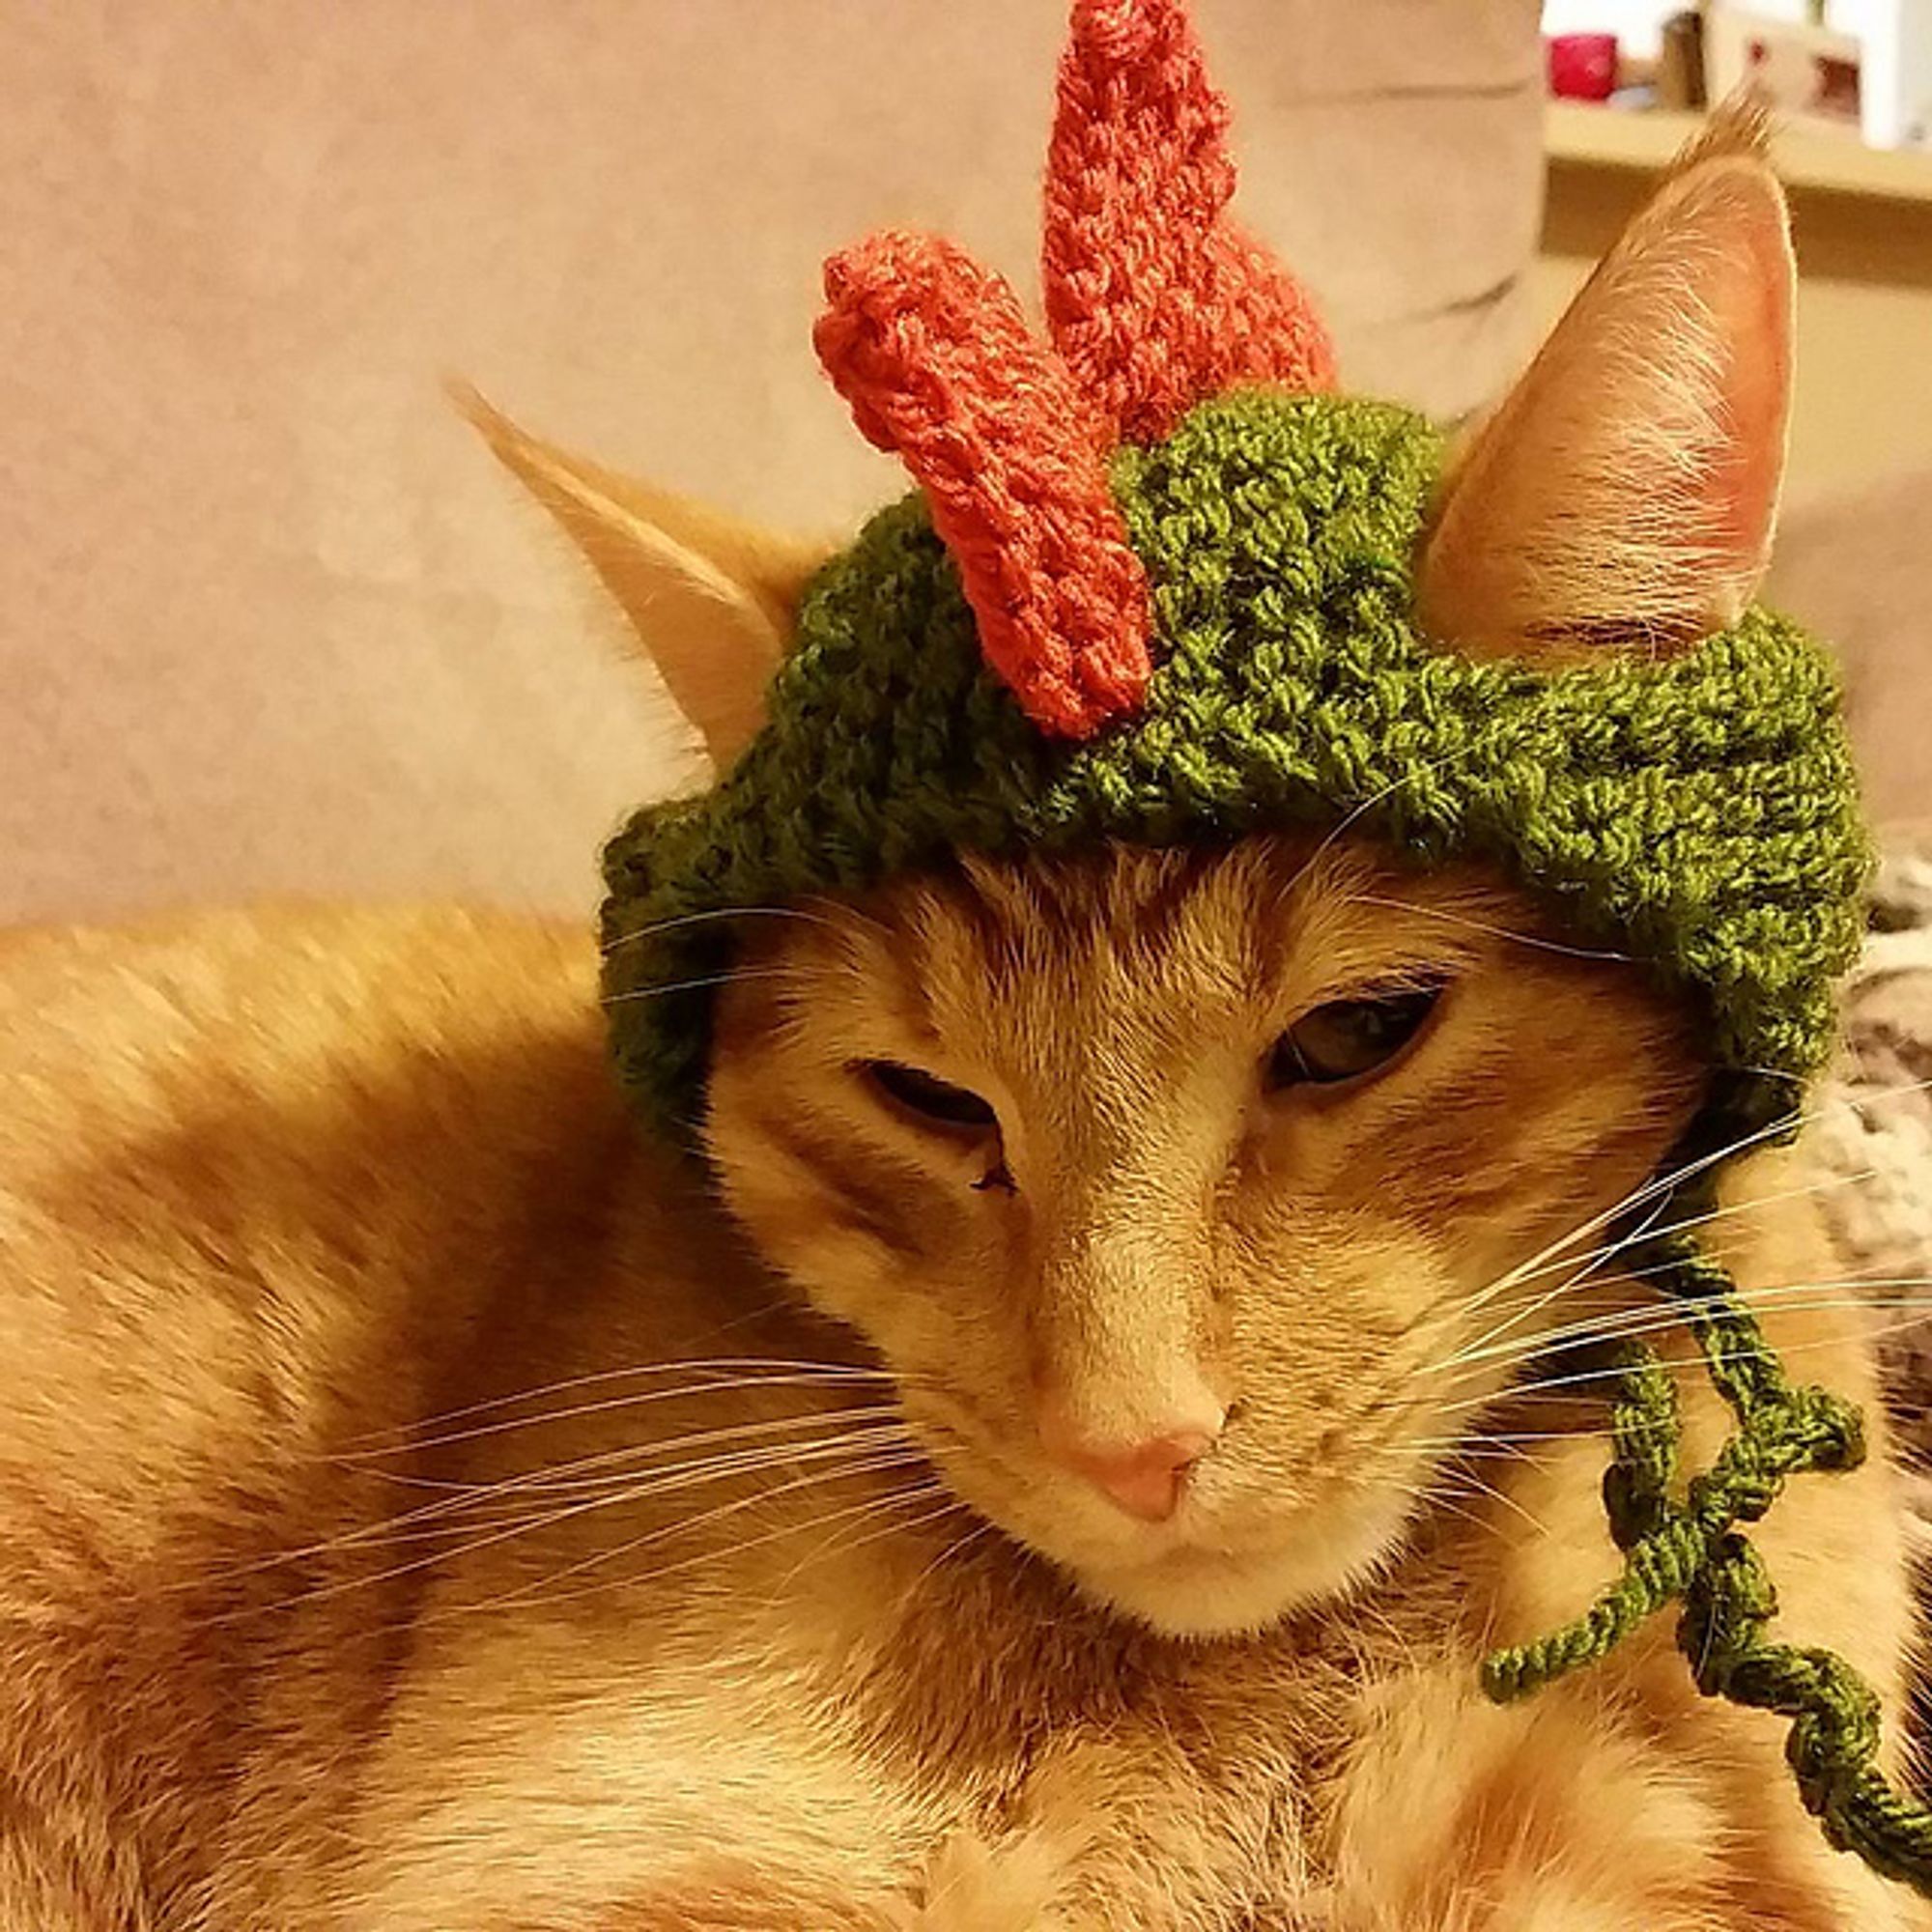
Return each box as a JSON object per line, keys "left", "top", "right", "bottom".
{"left": 1482, "top": 1192, "right": 1932, "bottom": 1894}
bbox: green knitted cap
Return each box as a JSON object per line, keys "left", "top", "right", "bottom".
{"left": 602, "top": 392, "right": 1867, "bottom": 1127}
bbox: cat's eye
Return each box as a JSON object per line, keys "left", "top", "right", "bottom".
{"left": 859, "top": 1059, "right": 998, "bottom": 1133}
{"left": 1267, "top": 984, "right": 1443, "bottom": 1092}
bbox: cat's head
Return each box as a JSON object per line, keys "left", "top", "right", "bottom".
{"left": 467, "top": 122, "right": 1809, "bottom": 1634}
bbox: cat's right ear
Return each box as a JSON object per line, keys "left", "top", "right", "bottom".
{"left": 1414, "top": 107, "right": 1795, "bottom": 663}
{"left": 454, "top": 385, "right": 828, "bottom": 767}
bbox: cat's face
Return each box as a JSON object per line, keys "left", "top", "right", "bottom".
{"left": 707, "top": 838, "right": 1701, "bottom": 1634}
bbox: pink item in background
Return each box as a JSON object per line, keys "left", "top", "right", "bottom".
{"left": 1548, "top": 31, "right": 1619, "bottom": 100}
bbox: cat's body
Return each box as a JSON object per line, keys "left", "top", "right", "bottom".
{"left": 0, "top": 897, "right": 1919, "bottom": 1930}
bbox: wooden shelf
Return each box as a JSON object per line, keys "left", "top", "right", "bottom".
{"left": 1547, "top": 100, "right": 1932, "bottom": 207}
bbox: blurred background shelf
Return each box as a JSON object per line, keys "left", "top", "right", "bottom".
{"left": 1547, "top": 99, "right": 1932, "bottom": 202}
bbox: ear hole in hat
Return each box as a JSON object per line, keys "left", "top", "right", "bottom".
{"left": 1413, "top": 104, "right": 1794, "bottom": 666}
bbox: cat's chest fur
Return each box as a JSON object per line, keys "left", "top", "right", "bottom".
{"left": 346, "top": 1422, "right": 1459, "bottom": 1928}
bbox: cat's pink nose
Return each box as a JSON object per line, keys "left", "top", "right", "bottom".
{"left": 1037, "top": 1406, "right": 1223, "bottom": 1523}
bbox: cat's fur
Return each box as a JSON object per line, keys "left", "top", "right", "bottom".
{"left": 2, "top": 109, "right": 1924, "bottom": 1932}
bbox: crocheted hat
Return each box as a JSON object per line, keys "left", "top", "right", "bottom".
{"left": 593, "top": 0, "right": 1924, "bottom": 1893}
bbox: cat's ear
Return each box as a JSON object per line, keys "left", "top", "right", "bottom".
{"left": 455, "top": 385, "right": 828, "bottom": 765}
{"left": 1414, "top": 108, "right": 1794, "bottom": 663}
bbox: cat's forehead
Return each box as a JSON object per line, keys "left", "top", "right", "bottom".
{"left": 810, "top": 838, "right": 1513, "bottom": 1020}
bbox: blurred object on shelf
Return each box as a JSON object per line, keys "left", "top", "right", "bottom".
{"left": 1706, "top": 6, "right": 1863, "bottom": 137}
{"left": 1541, "top": 2, "right": 1669, "bottom": 60}
{"left": 1540, "top": 3, "right": 1928, "bottom": 153}
{"left": 1548, "top": 30, "right": 1620, "bottom": 99}
{"left": 1862, "top": 0, "right": 1932, "bottom": 152}
{"left": 1545, "top": 93, "right": 1932, "bottom": 197}
{"left": 1658, "top": 11, "right": 1708, "bottom": 109}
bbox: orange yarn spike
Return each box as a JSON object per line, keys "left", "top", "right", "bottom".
{"left": 813, "top": 231, "right": 1151, "bottom": 739}
{"left": 1043, "top": 0, "right": 1338, "bottom": 443}
{"left": 810, "top": 0, "right": 1338, "bottom": 738}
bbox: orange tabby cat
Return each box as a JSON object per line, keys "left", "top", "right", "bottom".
{"left": 1, "top": 122, "right": 1923, "bottom": 1931}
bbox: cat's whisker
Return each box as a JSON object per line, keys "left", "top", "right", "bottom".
{"left": 1274, "top": 749, "right": 1481, "bottom": 904}
{"left": 1446, "top": 1071, "right": 1932, "bottom": 1341}
{"left": 1434, "top": 1166, "right": 1887, "bottom": 1379}
{"left": 798, "top": 1493, "right": 973, "bottom": 1596}
{"left": 470, "top": 1476, "right": 950, "bottom": 1627}
{"left": 1450, "top": 1432, "right": 1547, "bottom": 1468}
{"left": 336, "top": 1365, "right": 898, "bottom": 1460}
{"left": 255, "top": 1439, "right": 932, "bottom": 1619}
{"left": 360, "top": 1419, "right": 919, "bottom": 1536}
{"left": 598, "top": 904, "right": 843, "bottom": 958}
{"left": 1444, "top": 1232, "right": 1652, "bottom": 1378}
{"left": 197, "top": 1424, "right": 922, "bottom": 1597}
{"left": 338, "top": 1355, "right": 891, "bottom": 1450}
{"left": 1419, "top": 1487, "right": 1497, "bottom": 1539}
{"left": 798, "top": 889, "right": 890, "bottom": 942}
{"left": 290, "top": 1422, "right": 916, "bottom": 1569}
{"left": 466, "top": 1405, "right": 907, "bottom": 1494}
{"left": 1408, "top": 1427, "right": 1617, "bottom": 1456}
{"left": 1343, "top": 892, "right": 1635, "bottom": 964}
{"left": 897, "top": 1516, "right": 1000, "bottom": 1605}
{"left": 344, "top": 1406, "right": 916, "bottom": 1538}
{"left": 298, "top": 1432, "right": 924, "bottom": 1558}
{"left": 1447, "top": 1185, "right": 1758, "bottom": 1364}
{"left": 1448, "top": 1153, "right": 1718, "bottom": 1336}
{"left": 1440, "top": 1274, "right": 1932, "bottom": 1391}
{"left": 1434, "top": 1463, "right": 1549, "bottom": 1537}
{"left": 1429, "top": 1291, "right": 1932, "bottom": 1421}
{"left": 1454, "top": 1135, "right": 1751, "bottom": 1326}
{"left": 466, "top": 1452, "right": 940, "bottom": 1617}
{"left": 403, "top": 1474, "right": 918, "bottom": 1629}
{"left": 600, "top": 965, "right": 800, "bottom": 1009}
{"left": 1437, "top": 1261, "right": 1785, "bottom": 1386}
{"left": 770, "top": 1482, "right": 965, "bottom": 1592}
{"left": 351, "top": 1402, "right": 909, "bottom": 1511}
{"left": 639, "top": 1474, "right": 953, "bottom": 1600}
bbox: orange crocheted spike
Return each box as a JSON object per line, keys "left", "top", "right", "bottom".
{"left": 814, "top": 230, "right": 1151, "bottom": 740}
{"left": 1043, "top": 0, "right": 1338, "bottom": 444}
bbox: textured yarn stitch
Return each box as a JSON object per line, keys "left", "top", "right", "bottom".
{"left": 814, "top": 230, "right": 1151, "bottom": 739}
{"left": 1040, "top": 0, "right": 1337, "bottom": 441}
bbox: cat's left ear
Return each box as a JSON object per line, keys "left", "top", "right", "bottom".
{"left": 455, "top": 385, "right": 829, "bottom": 767}
{"left": 1414, "top": 109, "right": 1794, "bottom": 663}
